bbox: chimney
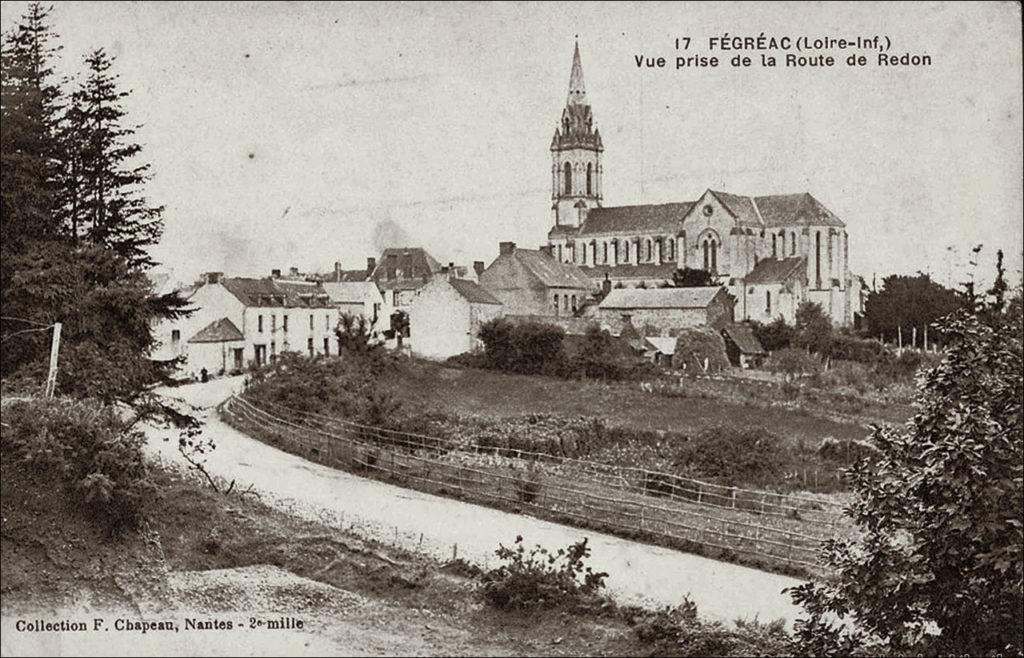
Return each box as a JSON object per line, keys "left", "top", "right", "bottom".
{"left": 447, "top": 262, "right": 456, "bottom": 280}
{"left": 366, "top": 257, "right": 376, "bottom": 277}
{"left": 334, "top": 261, "right": 342, "bottom": 281}
{"left": 602, "top": 273, "right": 612, "bottom": 296}
{"left": 498, "top": 241, "right": 516, "bottom": 256}
{"left": 386, "top": 253, "right": 397, "bottom": 280}
{"left": 270, "top": 269, "right": 281, "bottom": 279}
{"left": 473, "top": 260, "right": 485, "bottom": 278}
{"left": 539, "top": 245, "right": 552, "bottom": 257}
{"left": 204, "top": 271, "right": 223, "bottom": 285}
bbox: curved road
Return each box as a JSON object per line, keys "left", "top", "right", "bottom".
{"left": 148, "top": 377, "right": 806, "bottom": 626}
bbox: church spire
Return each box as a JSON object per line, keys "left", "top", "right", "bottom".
{"left": 567, "top": 40, "right": 587, "bottom": 106}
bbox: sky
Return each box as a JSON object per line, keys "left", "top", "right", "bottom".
{"left": 2, "top": 1, "right": 1022, "bottom": 288}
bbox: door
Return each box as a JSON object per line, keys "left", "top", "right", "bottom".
{"left": 233, "top": 348, "right": 243, "bottom": 371}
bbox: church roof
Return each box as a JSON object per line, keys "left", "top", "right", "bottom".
{"left": 599, "top": 286, "right": 725, "bottom": 310}
{"left": 579, "top": 202, "right": 695, "bottom": 236}
{"left": 584, "top": 262, "right": 677, "bottom": 281}
{"left": 189, "top": 318, "right": 244, "bottom": 343}
{"left": 710, "top": 191, "right": 845, "bottom": 228}
{"left": 744, "top": 256, "right": 807, "bottom": 284}
{"left": 449, "top": 278, "right": 502, "bottom": 305}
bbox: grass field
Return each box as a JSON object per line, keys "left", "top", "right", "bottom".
{"left": 390, "top": 360, "right": 886, "bottom": 446}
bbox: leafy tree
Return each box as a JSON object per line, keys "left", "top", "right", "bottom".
{"left": 672, "top": 267, "right": 715, "bottom": 287}
{"left": 789, "top": 304, "right": 1023, "bottom": 655}
{"left": 390, "top": 309, "right": 409, "bottom": 349}
{"left": 67, "top": 48, "right": 164, "bottom": 268}
{"left": 764, "top": 346, "right": 820, "bottom": 381}
{"left": 865, "top": 273, "right": 963, "bottom": 346}
{"left": 335, "top": 312, "right": 381, "bottom": 356}
{"left": 748, "top": 317, "right": 794, "bottom": 353}
{"left": 793, "top": 301, "right": 833, "bottom": 355}
{"left": 0, "top": 240, "right": 190, "bottom": 409}
{"left": 0, "top": 3, "right": 67, "bottom": 286}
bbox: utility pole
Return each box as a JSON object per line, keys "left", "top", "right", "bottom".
{"left": 44, "top": 322, "right": 62, "bottom": 398}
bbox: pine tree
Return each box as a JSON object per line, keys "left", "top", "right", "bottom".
{"left": 0, "top": 3, "right": 68, "bottom": 285}
{"left": 71, "top": 48, "right": 163, "bottom": 269}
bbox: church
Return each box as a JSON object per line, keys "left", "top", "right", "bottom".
{"left": 544, "top": 42, "right": 864, "bottom": 327}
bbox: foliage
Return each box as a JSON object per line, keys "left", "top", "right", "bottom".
{"left": 793, "top": 301, "right": 833, "bottom": 355}
{"left": 244, "top": 350, "right": 403, "bottom": 428}
{"left": 632, "top": 602, "right": 791, "bottom": 657}
{"left": 765, "top": 347, "right": 820, "bottom": 381}
{"left": 672, "top": 267, "right": 716, "bottom": 287}
{"left": 789, "top": 307, "right": 1023, "bottom": 656}
{"left": 748, "top": 317, "right": 794, "bottom": 353}
{"left": 566, "top": 324, "right": 644, "bottom": 381}
{"left": 389, "top": 309, "right": 409, "bottom": 349}
{"left": 335, "top": 311, "right": 381, "bottom": 356}
{"left": 828, "top": 333, "right": 889, "bottom": 364}
{"left": 670, "top": 327, "right": 730, "bottom": 372}
{"left": 864, "top": 272, "right": 963, "bottom": 347}
{"left": 478, "top": 318, "right": 565, "bottom": 376}
{"left": 1, "top": 397, "right": 153, "bottom": 533}
{"left": 480, "top": 536, "right": 608, "bottom": 611}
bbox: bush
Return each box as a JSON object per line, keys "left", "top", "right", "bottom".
{"left": 1, "top": 397, "right": 152, "bottom": 533}
{"left": 631, "top": 601, "right": 790, "bottom": 657}
{"left": 478, "top": 318, "right": 565, "bottom": 376}
{"left": 748, "top": 317, "right": 794, "bottom": 353}
{"left": 765, "top": 347, "right": 821, "bottom": 381}
{"left": 480, "top": 536, "right": 608, "bottom": 611}
{"left": 829, "top": 334, "right": 890, "bottom": 364}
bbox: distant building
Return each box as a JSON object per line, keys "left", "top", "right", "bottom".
{"left": 320, "top": 258, "right": 377, "bottom": 283}
{"left": 408, "top": 277, "right": 503, "bottom": 359}
{"left": 477, "top": 241, "right": 595, "bottom": 317}
{"left": 542, "top": 41, "right": 863, "bottom": 326}
{"left": 597, "top": 286, "right": 734, "bottom": 334}
{"left": 186, "top": 317, "right": 245, "bottom": 375}
{"left": 322, "top": 281, "right": 385, "bottom": 338}
{"left": 721, "top": 324, "right": 768, "bottom": 368}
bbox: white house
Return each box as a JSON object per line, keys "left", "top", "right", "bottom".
{"left": 322, "top": 281, "right": 385, "bottom": 338}
{"left": 408, "top": 277, "right": 503, "bottom": 359}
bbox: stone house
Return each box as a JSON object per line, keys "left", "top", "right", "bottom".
{"left": 597, "top": 286, "right": 735, "bottom": 334}
{"left": 408, "top": 277, "right": 503, "bottom": 359}
{"left": 478, "top": 241, "right": 595, "bottom": 317}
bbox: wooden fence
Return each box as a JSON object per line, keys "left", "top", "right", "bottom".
{"left": 222, "top": 395, "right": 850, "bottom": 573}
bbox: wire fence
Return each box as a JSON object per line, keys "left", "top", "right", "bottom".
{"left": 222, "top": 395, "right": 851, "bottom": 573}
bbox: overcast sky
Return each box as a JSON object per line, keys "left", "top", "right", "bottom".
{"left": 2, "top": 1, "right": 1021, "bottom": 287}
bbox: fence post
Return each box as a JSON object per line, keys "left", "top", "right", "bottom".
{"left": 760, "top": 493, "right": 766, "bottom": 516}
{"left": 730, "top": 487, "right": 737, "bottom": 509}
{"left": 452, "top": 543, "right": 458, "bottom": 560}
{"left": 696, "top": 483, "right": 703, "bottom": 505}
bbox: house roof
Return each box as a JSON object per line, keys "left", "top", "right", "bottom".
{"left": 599, "top": 286, "right": 724, "bottom": 310}
{"left": 507, "top": 249, "right": 595, "bottom": 289}
{"left": 189, "top": 317, "right": 244, "bottom": 343}
{"left": 722, "top": 324, "right": 767, "bottom": 355}
{"left": 321, "top": 269, "right": 369, "bottom": 283}
{"left": 370, "top": 247, "right": 442, "bottom": 281}
{"left": 709, "top": 191, "right": 845, "bottom": 229}
{"left": 449, "top": 278, "right": 502, "bottom": 305}
{"left": 321, "top": 281, "right": 381, "bottom": 304}
{"left": 644, "top": 336, "right": 677, "bottom": 355}
{"left": 580, "top": 202, "right": 695, "bottom": 236}
{"left": 744, "top": 257, "right": 807, "bottom": 285}
{"left": 220, "top": 277, "right": 333, "bottom": 308}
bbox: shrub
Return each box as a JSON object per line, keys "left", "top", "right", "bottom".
{"left": 631, "top": 601, "right": 790, "bottom": 657}
{"left": 748, "top": 317, "right": 795, "bottom": 353}
{"left": 480, "top": 536, "right": 608, "bottom": 611}
{"left": 478, "top": 318, "right": 565, "bottom": 375}
{"left": 678, "top": 426, "right": 787, "bottom": 485}
{"left": 765, "top": 347, "right": 821, "bottom": 381}
{"left": 1, "top": 397, "right": 153, "bottom": 533}
{"left": 830, "top": 334, "right": 890, "bottom": 364}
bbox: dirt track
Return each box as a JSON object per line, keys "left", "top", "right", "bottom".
{"left": 148, "top": 377, "right": 805, "bottom": 626}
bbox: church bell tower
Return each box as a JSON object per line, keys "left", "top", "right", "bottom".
{"left": 551, "top": 40, "right": 603, "bottom": 228}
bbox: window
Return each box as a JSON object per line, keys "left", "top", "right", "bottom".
{"left": 557, "top": 244, "right": 563, "bottom": 262}
{"left": 772, "top": 234, "right": 777, "bottom": 258}
{"left": 270, "top": 341, "right": 276, "bottom": 357}
{"left": 307, "top": 337, "right": 314, "bottom": 357}
{"left": 283, "top": 314, "right": 288, "bottom": 332}
{"left": 563, "top": 295, "right": 569, "bottom": 313}
{"left": 563, "top": 161, "right": 572, "bottom": 195}
{"left": 392, "top": 290, "right": 399, "bottom": 306}
{"left": 171, "top": 329, "right": 180, "bottom": 349}
{"left": 791, "top": 232, "right": 797, "bottom": 256}
{"left": 815, "top": 231, "right": 822, "bottom": 287}
{"left": 325, "top": 313, "right": 331, "bottom": 331}
{"left": 553, "top": 294, "right": 560, "bottom": 315}
{"left": 711, "top": 241, "right": 718, "bottom": 271}
{"left": 323, "top": 337, "right": 330, "bottom": 355}
{"left": 602, "top": 242, "right": 608, "bottom": 264}
{"left": 309, "top": 313, "right": 314, "bottom": 330}
{"left": 766, "top": 290, "right": 772, "bottom": 315}
{"left": 586, "top": 163, "right": 592, "bottom": 195}
{"left": 703, "top": 240, "right": 710, "bottom": 271}
{"left": 665, "top": 238, "right": 674, "bottom": 261}
{"left": 571, "top": 295, "right": 577, "bottom": 312}
{"left": 258, "top": 314, "right": 264, "bottom": 333}
{"left": 622, "top": 239, "right": 630, "bottom": 263}
{"left": 645, "top": 239, "right": 653, "bottom": 262}
{"left": 271, "top": 315, "right": 277, "bottom": 333}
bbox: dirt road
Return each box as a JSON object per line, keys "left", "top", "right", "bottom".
{"left": 148, "top": 377, "right": 806, "bottom": 626}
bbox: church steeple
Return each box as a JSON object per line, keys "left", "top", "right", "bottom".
{"left": 568, "top": 40, "right": 587, "bottom": 106}
{"left": 549, "top": 39, "right": 602, "bottom": 235}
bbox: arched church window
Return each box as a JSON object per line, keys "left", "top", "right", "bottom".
{"left": 645, "top": 239, "right": 653, "bottom": 262}
{"left": 772, "top": 234, "right": 777, "bottom": 258}
{"left": 602, "top": 242, "right": 608, "bottom": 264}
{"left": 703, "top": 240, "right": 710, "bottom": 271}
{"left": 563, "top": 162, "right": 572, "bottom": 195}
{"left": 766, "top": 290, "right": 772, "bottom": 315}
{"left": 586, "top": 163, "right": 593, "bottom": 195}
{"left": 711, "top": 240, "right": 718, "bottom": 272}
{"left": 815, "top": 231, "right": 822, "bottom": 287}
{"left": 665, "top": 238, "right": 673, "bottom": 261}
{"left": 791, "top": 232, "right": 797, "bottom": 256}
